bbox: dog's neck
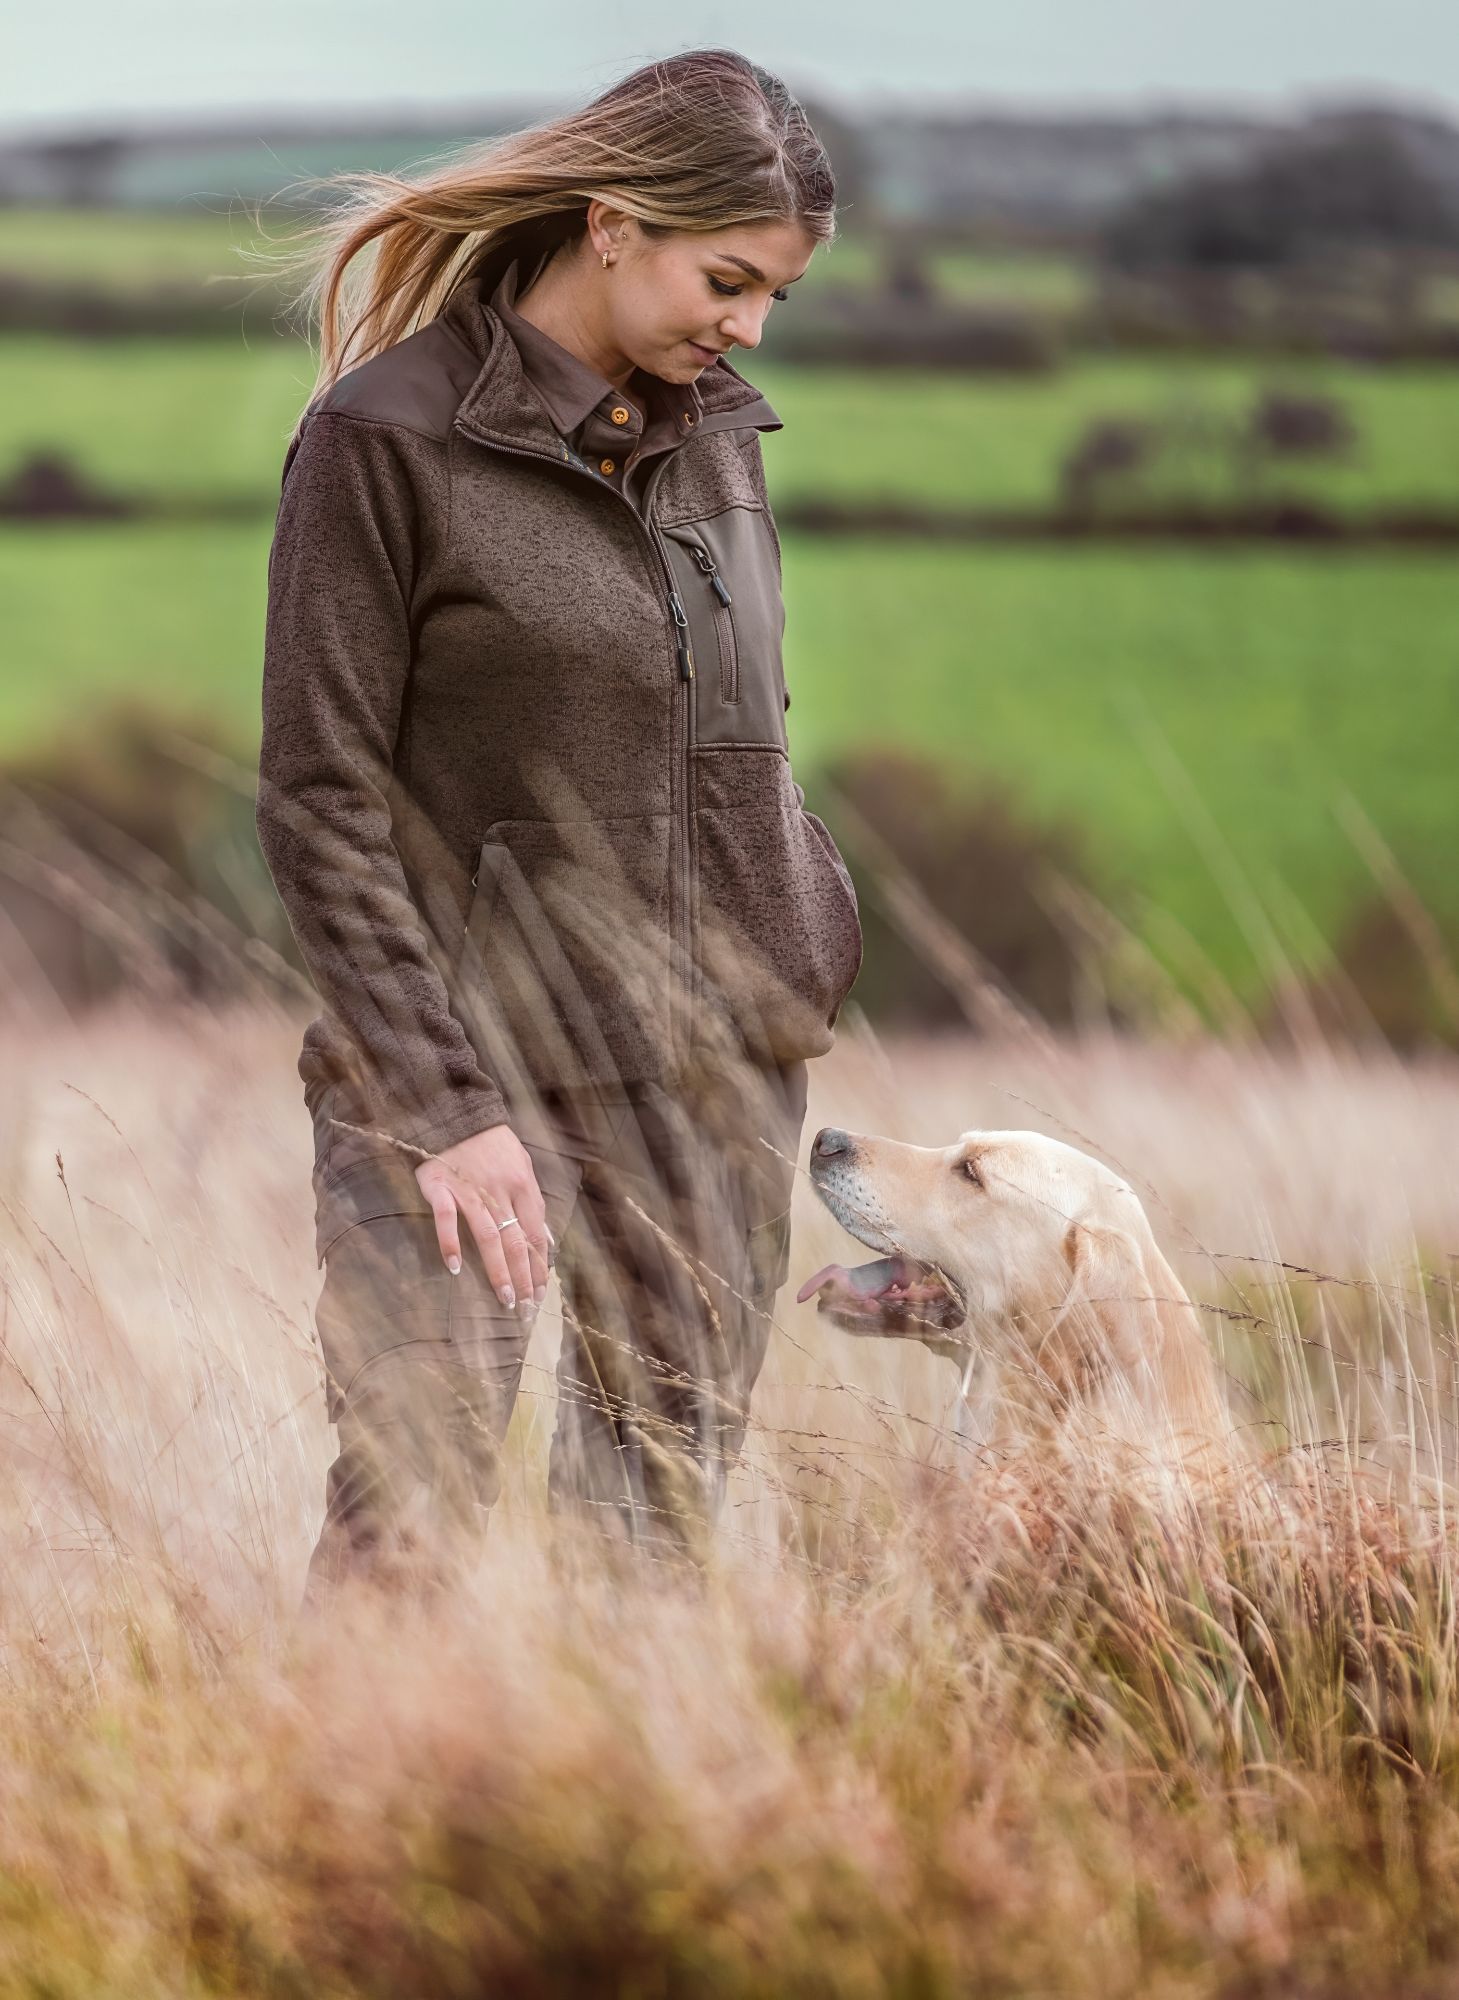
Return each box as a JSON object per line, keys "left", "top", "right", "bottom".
{"left": 951, "top": 1272, "right": 1233, "bottom": 1460}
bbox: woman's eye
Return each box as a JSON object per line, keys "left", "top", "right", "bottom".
{"left": 708, "top": 276, "right": 790, "bottom": 302}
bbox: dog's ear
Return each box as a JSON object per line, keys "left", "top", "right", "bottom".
{"left": 1058, "top": 1219, "right": 1231, "bottom": 1449}
{"left": 1055, "top": 1220, "right": 1160, "bottom": 1378}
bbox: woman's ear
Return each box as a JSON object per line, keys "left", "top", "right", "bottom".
{"left": 585, "top": 199, "right": 631, "bottom": 264}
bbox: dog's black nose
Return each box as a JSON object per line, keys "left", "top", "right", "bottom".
{"left": 812, "top": 1126, "right": 854, "bottom": 1162}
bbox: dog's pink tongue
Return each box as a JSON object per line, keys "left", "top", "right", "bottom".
{"left": 797, "top": 1258, "right": 910, "bottom": 1306}
{"left": 796, "top": 1263, "right": 848, "bottom": 1305}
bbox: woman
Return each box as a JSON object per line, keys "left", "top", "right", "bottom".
{"left": 257, "top": 49, "right": 863, "bottom": 1599}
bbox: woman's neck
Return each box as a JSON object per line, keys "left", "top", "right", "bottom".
{"left": 513, "top": 248, "right": 635, "bottom": 393}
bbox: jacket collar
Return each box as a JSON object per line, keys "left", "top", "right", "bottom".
{"left": 439, "top": 254, "right": 782, "bottom": 455}
{"left": 490, "top": 255, "right": 667, "bottom": 437}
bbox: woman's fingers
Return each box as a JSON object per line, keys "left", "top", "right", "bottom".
{"left": 493, "top": 1203, "right": 536, "bottom": 1310}
{"left": 512, "top": 1182, "right": 552, "bottom": 1304}
{"left": 481, "top": 1165, "right": 551, "bottom": 1307}
{"left": 423, "top": 1182, "right": 464, "bottom": 1275}
{"left": 418, "top": 1147, "right": 553, "bottom": 1312}
{"left": 460, "top": 1190, "right": 523, "bottom": 1310}
{"left": 421, "top": 1166, "right": 517, "bottom": 1306}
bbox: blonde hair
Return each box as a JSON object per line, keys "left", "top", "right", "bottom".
{"left": 263, "top": 49, "right": 836, "bottom": 429}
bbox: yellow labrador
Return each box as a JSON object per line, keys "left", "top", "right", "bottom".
{"left": 797, "top": 1125, "right": 1234, "bottom": 1464}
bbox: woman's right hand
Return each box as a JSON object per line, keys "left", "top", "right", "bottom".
{"left": 414, "top": 1122, "right": 552, "bottom": 1313}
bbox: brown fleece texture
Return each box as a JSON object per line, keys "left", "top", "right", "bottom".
{"left": 257, "top": 262, "right": 862, "bottom": 1159}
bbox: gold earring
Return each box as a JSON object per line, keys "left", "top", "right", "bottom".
{"left": 601, "top": 249, "right": 611, "bottom": 270}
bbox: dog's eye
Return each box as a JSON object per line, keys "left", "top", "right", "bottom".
{"left": 959, "top": 1156, "right": 983, "bottom": 1188}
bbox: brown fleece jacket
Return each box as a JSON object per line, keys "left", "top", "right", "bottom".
{"left": 256, "top": 257, "right": 863, "bottom": 1160}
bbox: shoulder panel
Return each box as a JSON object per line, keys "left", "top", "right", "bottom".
{"left": 314, "top": 315, "right": 482, "bottom": 441}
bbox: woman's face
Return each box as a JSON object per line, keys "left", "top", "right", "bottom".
{"left": 602, "top": 216, "right": 818, "bottom": 384}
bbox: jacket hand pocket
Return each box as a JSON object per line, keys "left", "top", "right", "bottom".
{"left": 693, "top": 748, "right": 863, "bottom": 1063}
{"left": 454, "top": 814, "right": 675, "bottom": 1095}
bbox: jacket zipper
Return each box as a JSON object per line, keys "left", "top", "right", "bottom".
{"left": 450, "top": 412, "right": 697, "bottom": 1074}
{"left": 688, "top": 543, "right": 739, "bottom": 704}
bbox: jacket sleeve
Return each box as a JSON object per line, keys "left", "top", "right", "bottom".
{"left": 256, "top": 409, "right": 509, "bottom": 1156}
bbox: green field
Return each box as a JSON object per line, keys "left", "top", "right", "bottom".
{"left": 2, "top": 338, "right": 315, "bottom": 504}
{"left": 3, "top": 255, "right": 1457, "bottom": 1015}
{"left": 759, "top": 358, "right": 1459, "bottom": 516}
{"left": 8, "top": 336, "right": 1459, "bottom": 520}
{"left": 785, "top": 542, "right": 1459, "bottom": 999}
{"left": 0, "top": 204, "right": 279, "bottom": 289}
{"left": 5, "top": 511, "right": 1455, "bottom": 1005}
{"left": 0, "top": 204, "right": 1088, "bottom": 312}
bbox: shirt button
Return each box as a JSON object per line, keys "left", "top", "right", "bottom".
{"left": 610, "top": 407, "right": 631, "bottom": 426}
{"left": 599, "top": 458, "right": 616, "bottom": 475}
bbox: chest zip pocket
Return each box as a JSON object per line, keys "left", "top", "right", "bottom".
{"left": 690, "top": 543, "right": 739, "bottom": 705}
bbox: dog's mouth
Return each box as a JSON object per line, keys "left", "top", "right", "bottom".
{"left": 795, "top": 1254, "right": 967, "bottom": 1334}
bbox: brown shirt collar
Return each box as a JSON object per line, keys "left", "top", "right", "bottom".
{"left": 488, "top": 255, "right": 704, "bottom": 446}
{"left": 439, "top": 253, "right": 781, "bottom": 461}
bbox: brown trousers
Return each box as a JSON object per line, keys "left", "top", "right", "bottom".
{"left": 301, "top": 1056, "right": 807, "bottom": 1602}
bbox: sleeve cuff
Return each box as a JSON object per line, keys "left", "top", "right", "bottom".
{"left": 390, "top": 1087, "right": 512, "bottom": 1160}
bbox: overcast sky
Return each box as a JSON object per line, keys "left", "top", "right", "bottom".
{"left": 9, "top": 0, "right": 1459, "bottom": 133}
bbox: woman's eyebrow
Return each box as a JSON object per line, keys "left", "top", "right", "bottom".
{"left": 715, "top": 254, "right": 805, "bottom": 285}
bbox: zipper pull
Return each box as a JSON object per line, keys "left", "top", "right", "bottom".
{"left": 691, "top": 544, "right": 733, "bottom": 607}
{"left": 669, "top": 591, "right": 695, "bottom": 679}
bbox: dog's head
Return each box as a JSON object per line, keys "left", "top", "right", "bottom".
{"left": 799, "top": 1125, "right": 1173, "bottom": 1378}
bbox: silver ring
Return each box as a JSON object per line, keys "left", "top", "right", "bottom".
{"left": 498, "top": 1214, "right": 521, "bottom": 1230}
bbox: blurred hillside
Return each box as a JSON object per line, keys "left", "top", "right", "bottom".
{"left": 7, "top": 96, "right": 1459, "bottom": 234}
{"left": 2, "top": 90, "right": 1458, "bottom": 1050}
{"left": 7, "top": 98, "right": 1459, "bottom": 368}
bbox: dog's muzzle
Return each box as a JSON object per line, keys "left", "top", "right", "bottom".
{"left": 796, "top": 1253, "right": 967, "bottom": 1333}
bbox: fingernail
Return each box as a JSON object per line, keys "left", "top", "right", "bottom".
{"left": 534, "top": 1283, "right": 547, "bottom": 1305}
{"left": 448, "top": 1256, "right": 461, "bottom": 1275}
{"left": 501, "top": 1287, "right": 515, "bottom": 1308}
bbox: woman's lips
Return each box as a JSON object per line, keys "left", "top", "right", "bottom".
{"left": 687, "top": 339, "right": 724, "bottom": 363}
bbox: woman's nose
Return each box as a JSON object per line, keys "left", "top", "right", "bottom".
{"left": 717, "top": 307, "right": 766, "bottom": 351}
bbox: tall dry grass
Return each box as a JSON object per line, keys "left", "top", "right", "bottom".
{"left": 3, "top": 997, "right": 1459, "bottom": 1993}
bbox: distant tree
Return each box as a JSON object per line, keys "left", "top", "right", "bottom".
{"left": 1245, "top": 391, "right": 1356, "bottom": 460}
{"left": 812, "top": 749, "right": 1089, "bottom": 1028}
{"left": 799, "top": 94, "right": 874, "bottom": 228}
{"left": 1295, "top": 895, "right": 1459, "bottom": 1050}
{"left": 1058, "top": 389, "right": 1361, "bottom": 516}
{"left": 0, "top": 450, "right": 133, "bottom": 521}
{"left": 1102, "top": 120, "right": 1459, "bottom": 273}
{"left": 882, "top": 243, "right": 935, "bottom": 304}
{"left": 34, "top": 133, "right": 130, "bottom": 208}
{"left": 1059, "top": 419, "right": 1156, "bottom": 512}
